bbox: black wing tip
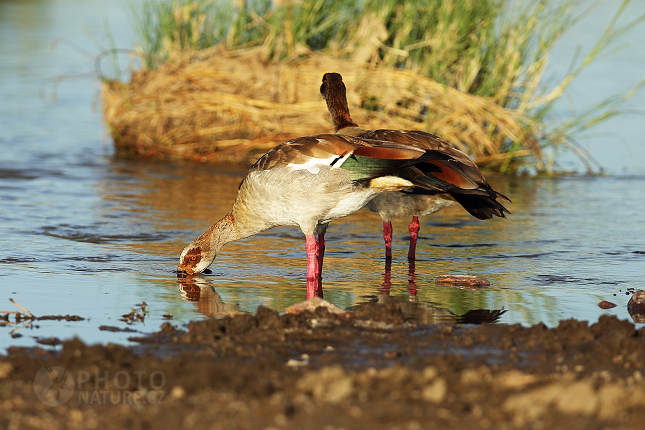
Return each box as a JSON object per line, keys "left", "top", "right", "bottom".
{"left": 496, "top": 191, "right": 512, "bottom": 203}
{"left": 453, "top": 194, "right": 511, "bottom": 220}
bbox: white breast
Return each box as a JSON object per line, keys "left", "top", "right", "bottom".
{"left": 235, "top": 166, "right": 364, "bottom": 235}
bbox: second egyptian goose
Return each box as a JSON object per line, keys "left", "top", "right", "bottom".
{"left": 320, "top": 72, "right": 510, "bottom": 260}
{"left": 178, "top": 133, "right": 440, "bottom": 299}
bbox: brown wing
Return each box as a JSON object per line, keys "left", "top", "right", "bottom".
{"left": 361, "top": 129, "right": 473, "bottom": 163}
{"left": 250, "top": 134, "right": 359, "bottom": 172}
{"left": 359, "top": 129, "right": 448, "bottom": 150}
{"left": 320, "top": 72, "right": 509, "bottom": 219}
{"left": 360, "top": 132, "right": 511, "bottom": 219}
{"left": 249, "top": 134, "right": 424, "bottom": 173}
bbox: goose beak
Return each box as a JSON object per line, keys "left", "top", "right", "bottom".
{"left": 177, "top": 266, "right": 212, "bottom": 276}
{"left": 177, "top": 265, "right": 194, "bottom": 275}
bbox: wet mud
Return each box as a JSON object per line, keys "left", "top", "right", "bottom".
{"left": 2, "top": 299, "right": 645, "bottom": 430}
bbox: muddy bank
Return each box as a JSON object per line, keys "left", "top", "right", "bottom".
{"left": 2, "top": 299, "right": 645, "bottom": 430}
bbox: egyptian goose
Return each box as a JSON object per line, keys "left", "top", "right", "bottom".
{"left": 320, "top": 72, "right": 510, "bottom": 260}
{"left": 178, "top": 133, "right": 441, "bottom": 299}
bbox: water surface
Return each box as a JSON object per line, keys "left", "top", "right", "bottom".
{"left": 1, "top": 0, "right": 644, "bottom": 351}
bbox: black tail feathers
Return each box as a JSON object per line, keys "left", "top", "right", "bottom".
{"left": 452, "top": 193, "right": 511, "bottom": 220}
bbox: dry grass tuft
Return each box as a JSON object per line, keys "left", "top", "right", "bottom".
{"left": 102, "top": 45, "right": 536, "bottom": 168}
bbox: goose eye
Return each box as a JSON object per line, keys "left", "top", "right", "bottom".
{"left": 190, "top": 255, "right": 197, "bottom": 261}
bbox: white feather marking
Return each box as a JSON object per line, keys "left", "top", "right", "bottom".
{"left": 287, "top": 154, "right": 338, "bottom": 175}
{"left": 331, "top": 153, "right": 352, "bottom": 169}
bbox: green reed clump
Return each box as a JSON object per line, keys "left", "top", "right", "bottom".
{"left": 132, "top": 0, "right": 574, "bottom": 102}
{"left": 132, "top": 0, "right": 229, "bottom": 66}
{"left": 132, "top": 0, "right": 363, "bottom": 65}
{"left": 128, "top": 0, "right": 644, "bottom": 174}
{"left": 359, "top": 0, "right": 504, "bottom": 94}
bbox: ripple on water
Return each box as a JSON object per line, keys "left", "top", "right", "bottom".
{"left": 488, "top": 251, "right": 557, "bottom": 259}
{"left": 431, "top": 243, "right": 498, "bottom": 248}
{"left": 533, "top": 274, "right": 623, "bottom": 286}
{"left": 0, "top": 256, "right": 41, "bottom": 264}
{"left": 39, "top": 225, "right": 170, "bottom": 244}
{"left": 64, "top": 264, "right": 135, "bottom": 273}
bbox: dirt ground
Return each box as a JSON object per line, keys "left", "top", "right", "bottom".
{"left": 2, "top": 298, "right": 645, "bottom": 430}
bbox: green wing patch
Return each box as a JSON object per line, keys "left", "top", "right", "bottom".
{"left": 339, "top": 154, "right": 408, "bottom": 181}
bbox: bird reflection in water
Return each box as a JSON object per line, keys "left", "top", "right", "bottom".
{"left": 176, "top": 266, "right": 504, "bottom": 324}
{"left": 380, "top": 259, "right": 419, "bottom": 301}
{"left": 378, "top": 260, "right": 505, "bottom": 325}
{"left": 177, "top": 275, "right": 242, "bottom": 319}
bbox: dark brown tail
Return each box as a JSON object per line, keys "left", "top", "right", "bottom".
{"left": 401, "top": 154, "right": 511, "bottom": 220}
{"left": 451, "top": 192, "right": 511, "bottom": 220}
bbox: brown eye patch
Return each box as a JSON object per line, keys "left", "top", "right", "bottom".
{"left": 183, "top": 247, "right": 202, "bottom": 267}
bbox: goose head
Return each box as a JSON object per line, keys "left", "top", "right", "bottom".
{"left": 177, "top": 213, "right": 238, "bottom": 275}
{"left": 178, "top": 239, "right": 215, "bottom": 275}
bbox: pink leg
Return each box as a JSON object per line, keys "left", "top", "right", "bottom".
{"left": 383, "top": 221, "right": 393, "bottom": 260}
{"left": 407, "top": 216, "right": 420, "bottom": 261}
{"left": 305, "top": 235, "right": 322, "bottom": 299}
{"left": 407, "top": 259, "right": 418, "bottom": 299}
{"left": 316, "top": 232, "right": 326, "bottom": 279}
{"left": 381, "top": 257, "right": 392, "bottom": 295}
{"left": 315, "top": 232, "right": 325, "bottom": 298}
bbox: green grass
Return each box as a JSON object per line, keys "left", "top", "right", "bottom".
{"left": 129, "top": 0, "right": 645, "bottom": 174}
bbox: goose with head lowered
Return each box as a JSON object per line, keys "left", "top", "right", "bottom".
{"left": 320, "top": 72, "right": 510, "bottom": 261}
{"left": 177, "top": 133, "right": 442, "bottom": 299}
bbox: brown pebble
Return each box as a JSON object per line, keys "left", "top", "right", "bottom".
{"left": 598, "top": 301, "right": 616, "bottom": 309}
{"left": 435, "top": 275, "right": 490, "bottom": 289}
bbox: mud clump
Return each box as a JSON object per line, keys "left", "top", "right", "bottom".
{"left": 628, "top": 291, "right": 645, "bottom": 323}
{"left": 2, "top": 301, "right": 645, "bottom": 430}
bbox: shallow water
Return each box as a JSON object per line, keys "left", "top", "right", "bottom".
{"left": 1, "top": 0, "right": 644, "bottom": 350}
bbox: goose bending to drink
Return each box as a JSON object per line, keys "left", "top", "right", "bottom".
{"left": 320, "top": 72, "right": 510, "bottom": 260}
{"left": 178, "top": 133, "right": 440, "bottom": 299}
